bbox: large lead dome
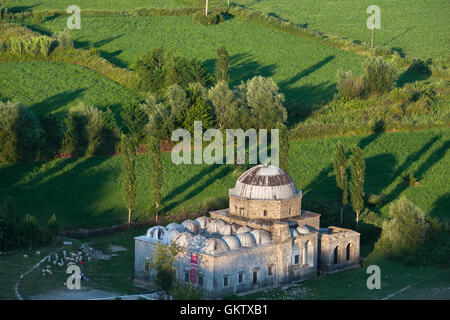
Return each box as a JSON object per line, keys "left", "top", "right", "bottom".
{"left": 231, "top": 165, "right": 299, "bottom": 200}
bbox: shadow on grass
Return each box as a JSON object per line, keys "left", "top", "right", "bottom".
{"left": 29, "top": 88, "right": 87, "bottom": 115}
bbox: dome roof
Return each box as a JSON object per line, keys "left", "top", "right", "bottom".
{"left": 207, "top": 219, "right": 226, "bottom": 234}
{"left": 182, "top": 219, "right": 199, "bottom": 233}
{"left": 250, "top": 229, "right": 271, "bottom": 244}
{"left": 236, "top": 232, "right": 256, "bottom": 247}
{"left": 222, "top": 235, "right": 241, "bottom": 250}
{"left": 290, "top": 227, "right": 300, "bottom": 237}
{"left": 236, "top": 226, "right": 252, "bottom": 234}
{"left": 145, "top": 226, "right": 167, "bottom": 241}
{"left": 231, "top": 165, "right": 300, "bottom": 200}
{"left": 190, "top": 235, "right": 207, "bottom": 252}
{"left": 163, "top": 229, "right": 180, "bottom": 243}
{"left": 174, "top": 232, "right": 193, "bottom": 248}
{"left": 195, "top": 216, "right": 211, "bottom": 229}
{"left": 203, "top": 238, "right": 229, "bottom": 254}
{"left": 219, "top": 223, "right": 238, "bottom": 236}
{"left": 166, "top": 223, "right": 185, "bottom": 232}
{"left": 297, "top": 225, "right": 312, "bottom": 234}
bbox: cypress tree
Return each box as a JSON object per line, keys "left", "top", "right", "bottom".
{"left": 333, "top": 142, "right": 348, "bottom": 225}
{"left": 349, "top": 146, "right": 365, "bottom": 229}
{"left": 121, "top": 134, "right": 137, "bottom": 228}
{"left": 215, "top": 46, "right": 230, "bottom": 83}
{"left": 149, "top": 136, "right": 163, "bottom": 223}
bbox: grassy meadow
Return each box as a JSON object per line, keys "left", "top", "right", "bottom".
{"left": 233, "top": 0, "right": 449, "bottom": 59}
{"left": 27, "top": 14, "right": 363, "bottom": 109}
{"left": 0, "top": 61, "right": 140, "bottom": 116}
{"left": 0, "top": 128, "right": 448, "bottom": 229}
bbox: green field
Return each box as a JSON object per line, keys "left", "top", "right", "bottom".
{"left": 0, "top": 61, "right": 140, "bottom": 116}
{"left": 29, "top": 14, "right": 363, "bottom": 108}
{"left": 4, "top": 0, "right": 186, "bottom": 11}
{"left": 0, "top": 128, "right": 448, "bottom": 229}
{"left": 233, "top": 0, "right": 449, "bottom": 59}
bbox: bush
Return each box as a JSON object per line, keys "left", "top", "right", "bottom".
{"left": 366, "top": 194, "right": 384, "bottom": 207}
{"left": 38, "top": 113, "right": 63, "bottom": 160}
{"left": 0, "top": 101, "right": 40, "bottom": 163}
{"left": 57, "top": 28, "right": 74, "bottom": 49}
{"left": 193, "top": 11, "right": 224, "bottom": 26}
{"left": 336, "top": 70, "right": 365, "bottom": 100}
{"left": 363, "top": 57, "right": 398, "bottom": 94}
{"left": 171, "top": 282, "right": 204, "bottom": 300}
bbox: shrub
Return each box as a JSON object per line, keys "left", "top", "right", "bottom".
{"left": 375, "top": 198, "right": 440, "bottom": 259}
{"left": 0, "top": 101, "right": 40, "bottom": 163}
{"left": 336, "top": 70, "right": 365, "bottom": 100}
{"left": 363, "top": 57, "right": 398, "bottom": 94}
{"left": 182, "top": 83, "right": 214, "bottom": 132}
{"left": 171, "top": 282, "right": 204, "bottom": 300}
{"left": 38, "top": 113, "right": 63, "bottom": 160}
{"left": 57, "top": 28, "right": 74, "bottom": 49}
{"left": 193, "top": 11, "right": 224, "bottom": 26}
{"left": 366, "top": 194, "right": 384, "bottom": 207}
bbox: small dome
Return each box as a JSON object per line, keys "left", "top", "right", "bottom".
{"left": 207, "top": 219, "right": 226, "bottom": 234}
{"left": 203, "top": 238, "right": 229, "bottom": 254}
{"left": 145, "top": 226, "right": 166, "bottom": 241}
{"left": 250, "top": 229, "right": 271, "bottom": 244}
{"left": 189, "top": 235, "right": 207, "bottom": 252}
{"left": 290, "top": 228, "right": 300, "bottom": 237}
{"left": 174, "top": 232, "right": 193, "bottom": 248}
{"left": 297, "top": 225, "right": 312, "bottom": 234}
{"left": 236, "top": 232, "right": 256, "bottom": 247}
{"left": 163, "top": 229, "right": 180, "bottom": 243}
{"left": 236, "top": 226, "right": 252, "bottom": 234}
{"left": 222, "top": 235, "right": 241, "bottom": 250}
{"left": 195, "top": 216, "right": 211, "bottom": 229}
{"left": 166, "top": 223, "right": 185, "bottom": 232}
{"left": 219, "top": 224, "right": 238, "bottom": 236}
{"left": 182, "top": 219, "right": 199, "bottom": 233}
{"left": 231, "top": 165, "right": 300, "bottom": 200}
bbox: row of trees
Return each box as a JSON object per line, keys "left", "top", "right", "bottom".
{"left": 333, "top": 142, "right": 365, "bottom": 228}
{"left": 0, "top": 197, "right": 60, "bottom": 251}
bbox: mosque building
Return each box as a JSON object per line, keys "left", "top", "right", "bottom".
{"left": 134, "top": 164, "right": 360, "bottom": 298}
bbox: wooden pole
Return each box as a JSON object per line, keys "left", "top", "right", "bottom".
{"left": 205, "top": 0, "right": 209, "bottom": 16}
{"left": 371, "top": 18, "right": 375, "bottom": 48}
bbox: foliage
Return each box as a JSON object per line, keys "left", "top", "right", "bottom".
{"left": 134, "top": 46, "right": 167, "bottom": 94}
{"left": 0, "top": 100, "right": 40, "bottom": 163}
{"left": 375, "top": 198, "right": 441, "bottom": 261}
{"left": 22, "top": 213, "right": 40, "bottom": 249}
{"left": 46, "top": 214, "right": 59, "bottom": 244}
{"left": 182, "top": 83, "right": 214, "bottom": 132}
{"left": 336, "top": 70, "right": 364, "bottom": 101}
{"left": 349, "top": 145, "right": 365, "bottom": 227}
{"left": 363, "top": 57, "right": 397, "bottom": 94}
{"left": 193, "top": 10, "right": 224, "bottom": 26}
{"left": 61, "top": 103, "right": 120, "bottom": 158}
{"left": 148, "top": 135, "right": 163, "bottom": 221}
{"left": 121, "top": 134, "right": 137, "bottom": 227}
{"left": 146, "top": 241, "right": 180, "bottom": 294}
{"left": 171, "top": 282, "right": 205, "bottom": 300}
{"left": 57, "top": 28, "right": 74, "bottom": 49}
{"left": 120, "top": 103, "right": 148, "bottom": 146}
{"left": 236, "top": 76, "right": 287, "bottom": 128}
{"left": 207, "top": 80, "right": 241, "bottom": 129}
{"left": 38, "top": 113, "right": 63, "bottom": 160}
{"left": 333, "top": 141, "right": 348, "bottom": 223}
{"left": 215, "top": 46, "right": 230, "bottom": 83}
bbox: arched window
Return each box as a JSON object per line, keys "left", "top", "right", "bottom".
{"left": 333, "top": 246, "right": 341, "bottom": 264}
{"left": 346, "top": 243, "right": 353, "bottom": 261}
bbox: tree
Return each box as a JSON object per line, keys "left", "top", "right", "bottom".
{"left": 376, "top": 197, "right": 440, "bottom": 259}
{"left": 149, "top": 136, "right": 163, "bottom": 223}
{"left": 333, "top": 142, "right": 348, "bottom": 225}
{"left": 171, "top": 282, "right": 205, "bottom": 300}
{"left": 46, "top": 214, "right": 60, "bottom": 245}
{"left": 38, "top": 113, "right": 63, "bottom": 160}
{"left": 208, "top": 81, "right": 240, "bottom": 129}
{"left": 349, "top": 146, "right": 365, "bottom": 229}
{"left": 276, "top": 122, "right": 290, "bottom": 174}
{"left": 22, "top": 214, "right": 40, "bottom": 250}
{"left": 146, "top": 241, "right": 180, "bottom": 297}
{"left": 183, "top": 83, "right": 214, "bottom": 133}
{"left": 363, "top": 57, "right": 397, "bottom": 94}
{"left": 57, "top": 28, "right": 74, "bottom": 48}
{"left": 121, "top": 134, "right": 137, "bottom": 228}
{"left": 0, "top": 101, "right": 40, "bottom": 163}
{"left": 120, "top": 103, "right": 148, "bottom": 146}
{"left": 237, "top": 76, "right": 287, "bottom": 128}
{"left": 134, "top": 46, "right": 167, "bottom": 93}
{"left": 215, "top": 46, "right": 230, "bottom": 83}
